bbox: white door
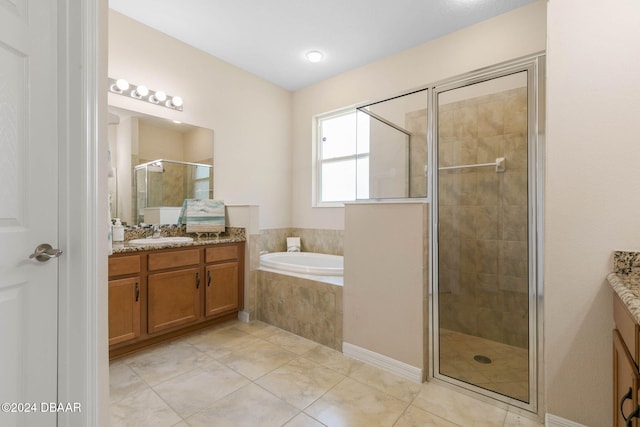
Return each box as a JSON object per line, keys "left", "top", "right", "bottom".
{"left": 0, "top": 1, "right": 59, "bottom": 425}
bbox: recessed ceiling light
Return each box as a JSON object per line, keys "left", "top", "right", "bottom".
{"left": 172, "top": 120, "right": 182, "bottom": 124}
{"left": 305, "top": 50, "right": 324, "bottom": 63}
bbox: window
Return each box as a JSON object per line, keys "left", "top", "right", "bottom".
{"left": 315, "top": 109, "right": 369, "bottom": 205}
{"left": 192, "top": 164, "right": 212, "bottom": 199}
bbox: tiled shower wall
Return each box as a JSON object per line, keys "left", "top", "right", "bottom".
{"left": 407, "top": 109, "right": 428, "bottom": 198}
{"left": 438, "top": 87, "right": 529, "bottom": 348}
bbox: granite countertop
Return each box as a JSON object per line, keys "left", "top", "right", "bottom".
{"left": 608, "top": 251, "right": 640, "bottom": 323}
{"left": 110, "top": 226, "right": 245, "bottom": 254}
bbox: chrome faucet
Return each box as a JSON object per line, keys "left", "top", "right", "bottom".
{"left": 152, "top": 225, "right": 162, "bottom": 238}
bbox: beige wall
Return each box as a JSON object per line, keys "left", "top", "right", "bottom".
{"left": 184, "top": 127, "right": 214, "bottom": 163}
{"left": 545, "top": 1, "right": 640, "bottom": 425}
{"left": 291, "top": 0, "right": 547, "bottom": 230}
{"left": 343, "top": 203, "right": 428, "bottom": 371}
{"left": 108, "top": 11, "right": 292, "bottom": 228}
{"left": 138, "top": 122, "right": 184, "bottom": 161}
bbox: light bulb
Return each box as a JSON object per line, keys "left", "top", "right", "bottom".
{"left": 134, "top": 85, "right": 149, "bottom": 98}
{"left": 115, "top": 78, "right": 129, "bottom": 91}
{"left": 170, "top": 96, "right": 183, "bottom": 108}
{"left": 305, "top": 50, "right": 324, "bottom": 63}
{"left": 154, "top": 91, "right": 167, "bottom": 102}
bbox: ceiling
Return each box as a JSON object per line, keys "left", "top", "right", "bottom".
{"left": 109, "top": 0, "right": 537, "bottom": 91}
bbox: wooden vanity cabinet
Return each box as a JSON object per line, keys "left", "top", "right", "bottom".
{"left": 613, "top": 293, "right": 640, "bottom": 426}
{"left": 108, "top": 242, "right": 244, "bottom": 359}
{"left": 205, "top": 244, "right": 243, "bottom": 318}
{"left": 147, "top": 249, "right": 201, "bottom": 334}
{"left": 108, "top": 254, "right": 142, "bottom": 346}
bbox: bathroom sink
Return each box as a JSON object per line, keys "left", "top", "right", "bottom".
{"left": 129, "top": 236, "right": 194, "bottom": 246}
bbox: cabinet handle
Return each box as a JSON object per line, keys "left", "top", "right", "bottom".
{"left": 626, "top": 406, "right": 640, "bottom": 427}
{"left": 207, "top": 271, "right": 212, "bottom": 287}
{"left": 621, "top": 387, "right": 634, "bottom": 423}
{"left": 196, "top": 272, "right": 200, "bottom": 289}
{"left": 135, "top": 282, "right": 139, "bottom": 302}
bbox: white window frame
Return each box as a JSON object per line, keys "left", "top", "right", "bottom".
{"left": 313, "top": 107, "right": 369, "bottom": 207}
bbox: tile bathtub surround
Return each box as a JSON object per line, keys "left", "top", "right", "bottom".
{"left": 251, "top": 228, "right": 343, "bottom": 325}
{"left": 260, "top": 228, "right": 344, "bottom": 256}
{"left": 257, "top": 270, "right": 343, "bottom": 351}
{"left": 110, "top": 320, "right": 544, "bottom": 427}
{"left": 261, "top": 228, "right": 292, "bottom": 253}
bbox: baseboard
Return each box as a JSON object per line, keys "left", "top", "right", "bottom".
{"left": 545, "top": 414, "right": 587, "bottom": 427}
{"left": 342, "top": 342, "right": 423, "bottom": 383}
{"left": 237, "top": 310, "right": 250, "bottom": 323}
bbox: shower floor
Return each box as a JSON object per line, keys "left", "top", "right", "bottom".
{"left": 438, "top": 329, "right": 529, "bottom": 402}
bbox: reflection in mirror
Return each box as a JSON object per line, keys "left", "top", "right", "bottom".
{"left": 108, "top": 106, "right": 214, "bottom": 225}
{"left": 356, "top": 88, "right": 428, "bottom": 199}
{"left": 134, "top": 159, "right": 212, "bottom": 224}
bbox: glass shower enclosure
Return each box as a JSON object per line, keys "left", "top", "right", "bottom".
{"left": 355, "top": 89, "right": 428, "bottom": 200}
{"left": 432, "top": 56, "right": 544, "bottom": 412}
{"left": 134, "top": 159, "right": 213, "bottom": 224}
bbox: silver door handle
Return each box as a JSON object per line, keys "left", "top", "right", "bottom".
{"left": 29, "top": 243, "right": 63, "bottom": 262}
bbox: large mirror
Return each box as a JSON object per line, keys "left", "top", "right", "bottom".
{"left": 108, "top": 106, "right": 214, "bottom": 225}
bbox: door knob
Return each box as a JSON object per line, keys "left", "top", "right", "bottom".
{"left": 29, "top": 244, "right": 63, "bottom": 262}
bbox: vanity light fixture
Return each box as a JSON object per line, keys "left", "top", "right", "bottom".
{"left": 108, "top": 77, "right": 183, "bottom": 111}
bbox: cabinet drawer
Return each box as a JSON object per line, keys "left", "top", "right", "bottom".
{"left": 109, "top": 255, "right": 141, "bottom": 277}
{"left": 206, "top": 244, "right": 239, "bottom": 263}
{"left": 148, "top": 249, "right": 200, "bottom": 271}
{"left": 614, "top": 293, "right": 639, "bottom": 366}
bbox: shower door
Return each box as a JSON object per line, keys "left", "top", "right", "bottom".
{"left": 433, "top": 59, "right": 542, "bottom": 411}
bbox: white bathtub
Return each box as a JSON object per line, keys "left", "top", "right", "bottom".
{"left": 259, "top": 252, "right": 343, "bottom": 276}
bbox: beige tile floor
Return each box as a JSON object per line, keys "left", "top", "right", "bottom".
{"left": 110, "top": 321, "right": 542, "bottom": 427}
{"left": 439, "top": 329, "right": 529, "bottom": 403}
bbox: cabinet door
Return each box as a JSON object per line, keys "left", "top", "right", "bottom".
{"left": 109, "top": 277, "right": 141, "bottom": 345}
{"left": 614, "top": 329, "right": 640, "bottom": 426}
{"left": 148, "top": 267, "right": 201, "bottom": 334}
{"left": 205, "top": 262, "right": 239, "bottom": 318}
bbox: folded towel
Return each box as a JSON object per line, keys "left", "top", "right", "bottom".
{"left": 287, "top": 237, "right": 300, "bottom": 252}
{"left": 178, "top": 199, "right": 225, "bottom": 233}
